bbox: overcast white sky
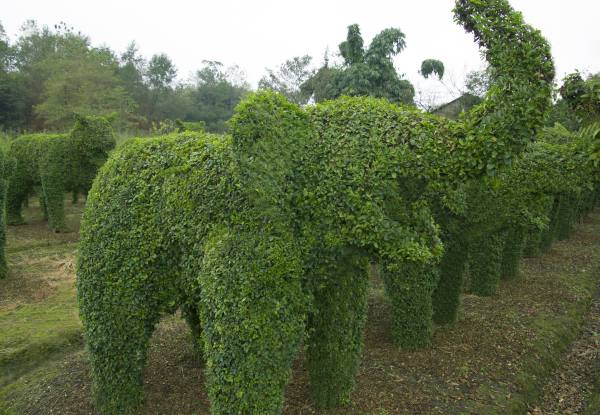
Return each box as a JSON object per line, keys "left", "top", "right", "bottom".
{"left": 3, "top": 0, "right": 600, "bottom": 105}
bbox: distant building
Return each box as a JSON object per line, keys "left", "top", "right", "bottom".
{"left": 432, "top": 93, "right": 482, "bottom": 119}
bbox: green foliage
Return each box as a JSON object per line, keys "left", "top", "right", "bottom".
{"left": 560, "top": 72, "right": 600, "bottom": 125}
{"left": 464, "top": 66, "right": 491, "bottom": 98}
{"left": 6, "top": 115, "right": 114, "bottom": 231}
{"left": 175, "top": 119, "right": 205, "bottom": 133}
{"left": 455, "top": 0, "right": 554, "bottom": 176}
{"left": 33, "top": 46, "right": 134, "bottom": 130}
{"left": 303, "top": 24, "right": 415, "bottom": 105}
{"left": 146, "top": 53, "right": 177, "bottom": 90}
{"left": 75, "top": 1, "right": 566, "bottom": 414}
{"left": 500, "top": 226, "right": 526, "bottom": 280}
{"left": 382, "top": 261, "right": 438, "bottom": 348}
{"left": 546, "top": 99, "right": 580, "bottom": 131}
{"left": 0, "top": 148, "right": 6, "bottom": 279}
{"left": 186, "top": 61, "right": 250, "bottom": 133}
{"left": 469, "top": 230, "right": 504, "bottom": 296}
{"left": 258, "top": 55, "right": 314, "bottom": 105}
{"left": 431, "top": 210, "right": 468, "bottom": 325}
{"left": 420, "top": 59, "right": 445, "bottom": 80}
{"left": 306, "top": 250, "right": 368, "bottom": 408}
{"left": 0, "top": 21, "right": 251, "bottom": 134}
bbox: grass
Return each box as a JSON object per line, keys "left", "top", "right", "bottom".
{"left": 0, "top": 197, "right": 599, "bottom": 414}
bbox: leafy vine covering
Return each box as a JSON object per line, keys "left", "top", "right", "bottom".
{"left": 0, "top": 149, "right": 7, "bottom": 279}
{"left": 73, "top": 1, "right": 599, "bottom": 415}
{"left": 6, "top": 115, "right": 115, "bottom": 232}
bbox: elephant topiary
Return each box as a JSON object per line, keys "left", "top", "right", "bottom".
{"left": 6, "top": 115, "right": 115, "bottom": 232}
{"left": 0, "top": 148, "right": 7, "bottom": 279}
{"left": 459, "top": 122, "right": 600, "bottom": 298}
{"left": 77, "top": 1, "right": 554, "bottom": 413}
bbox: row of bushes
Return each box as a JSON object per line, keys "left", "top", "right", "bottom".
{"left": 75, "top": 1, "right": 571, "bottom": 414}
{"left": 430, "top": 122, "right": 600, "bottom": 328}
{"left": 0, "top": 149, "right": 6, "bottom": 279}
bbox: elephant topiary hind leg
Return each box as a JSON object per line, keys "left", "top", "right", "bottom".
{"left": 382, "top": 260, "right": 438, "bottom": 348}
{"left": 305, "top": 250, "right": 369, "bottom": 409}
{"left": 432, "top": 231, "right": 468, "bottom": 325}
{"left": 41, "top": 173, "right": 67, "bottom": 232}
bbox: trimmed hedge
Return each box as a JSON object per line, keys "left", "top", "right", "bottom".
{"left": 427, "top": 0, "right": 555, "bottom": 320}
{"left": 6, "top": 115, "right": 114, "bottom": 232}
{"left": 0, "top": 148, "right": 7, "bottom": 279}
{"left": 76, "top": 1, "right": 560, "bottom": 414}
{"left": 432, "top": 210, "right": 469, "bottom": 324}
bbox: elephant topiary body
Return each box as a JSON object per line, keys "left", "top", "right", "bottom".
{"left": 6, "top": 115, "right": 115, "bottom": 232}
{"left": 77, "top": 1, "right": 557, "bottom": 413}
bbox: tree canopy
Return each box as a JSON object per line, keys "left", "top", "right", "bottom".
{"left": 0, "top": 21, "right": 251, "bottom": 133}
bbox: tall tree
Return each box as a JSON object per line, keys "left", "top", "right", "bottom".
{"left": 33, "top": 36, "right": 133, "bottom": 129}
{"left": 147, "top": 53, "right": 177, "bottom": 90}
{"left": 118, "top": 42, "right": 147, "bottom": 106}
{"left": 464, "top": 66, "right": 492, "bottom": 98}
{"left": 144, "top": 53, "right": 178, "bottom": 123}
{"left": 258, "top": 55, "right": 314, "bottom": 105}
{"left": 560, "top": 71, "right": 600, "bottom": 126}
{"left": 420, "top": 59, "right": 445, "bottom": 80}
{"left": 188, "top": 60, "right": 250, "bottom": 132}
{"left": 303, "top": 24, "right": 418, "bottom": 105}
{"left": 0, "top": 21, "right": 24, "bottom": 130}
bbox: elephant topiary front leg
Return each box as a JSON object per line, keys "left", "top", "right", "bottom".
{"left": 432, "top": 229, "right": 468, "bottom": 325}
{"left": 78, "top": 272, "right": 163, "bottom": 415}
{"left": 305, "top": 250, "right": 369, "bottom": 409}
{"left": 199, "top": 227, "right": 307, "bottom": 415}
{"left": 500, "top": 226, "right": 525, "bottom": 280}
{"left": 41, "top": 173, "right": 67, "bottom": 232}
{"left": 39, "top": 192, "right": 49, "bottom": 221}
{"left": 6, "top": 179, "right": 29, "bottom": 226}
{"left": 181, "top": 303, "right": 203, "bottom": 358}
{"left": 382, "top": 260, "right": 438, "bottom": 348}
{"left": 468, "top": 230, "right": 504, "bottom": 296}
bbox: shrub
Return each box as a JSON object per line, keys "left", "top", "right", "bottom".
{"left": 0, "top": 148, "right": 7, "bottom": 279}
{"left": 76, "top": 1, "right": 561, "bottom": 413}
{"left": 6, "top": 115, "right": 114, "bottom": 231}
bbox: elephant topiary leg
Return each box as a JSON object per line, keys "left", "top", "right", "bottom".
{"left": 524, "top": 229, "right": 542, "bottom": 257}
{"left": 305, "top": 250, "right": 369, "bottom": 409}
{"left": 39, "top": 192, "right": 48, "bottom": 220}
{"left": 382, "top": 260, "right": 438, "bottom": 348}
{"left": 539, "top": 198, "right": 560, "bottom": 252}
{"left": 198, "top": 228, "right": 307, "bottom": 415}
{"left": 78, "top": 243, "right": 174, "bottom": 414}
{"left": 84, "top": 308, "right": 160, "bottom": 414}
{"left": 556, "top": 195, "right": 576, "bottom": 240}
{"left": 72, "top": 190, "right": 79, "bottom": 205}
{"left": 432, "top": 230, "right": 468, "bottom": 325}
{"left": 6, "top": 177, "right": 29, "bottom": 225}
{"left": 500, "top": 226, "right": 525, "bottom": 280}
{"left": 0, "top": 176, "right": 6, "bottom": 279}
{"left": 469, "top": 230, "right": 504, "bottom": 296}
{"left": 40, "top": 174, "right": 67, "bottom": 232}
{"left": 181, "top": 303, "right": 203, "bottom": 358}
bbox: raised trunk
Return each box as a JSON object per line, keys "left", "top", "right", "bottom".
{"left": 453, "top": 0, "right": 555, "bottom": 175}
